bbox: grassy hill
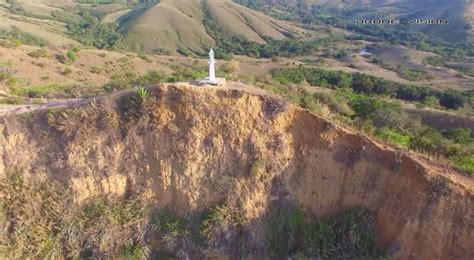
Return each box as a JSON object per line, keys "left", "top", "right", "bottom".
{"left": 205, "top": 0, "right": 300, "bottom": 43}
{"left": 118, "top": 0, "right": 215, "bottom": 54}
{"left": 0, "top": 0, "right": 78, "bottom": 47}
{"left": 0, "top": 0, "right": 314, "bottom": 55}
{"left": 118, "top": 0, "right": 312, "bottom": 54}
{"left": 237, "top": 0, "right": 473, "bottom": 44}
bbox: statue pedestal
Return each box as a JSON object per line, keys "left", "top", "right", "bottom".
{"left": 199, "top": 77, "right": 226, "bottom": 86}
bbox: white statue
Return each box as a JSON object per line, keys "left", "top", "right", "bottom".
{"left": 208, "top": 48, "right": 216, "bottom": 83}
{"left": 199, "top": 48, "right": 225, "bottom": 85}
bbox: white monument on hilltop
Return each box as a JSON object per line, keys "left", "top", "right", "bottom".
{"left": 209, "top": 48, "right": 216, "bottom": 82}
{"left": 200, "top": 48, "right": 225, "bottom": 85}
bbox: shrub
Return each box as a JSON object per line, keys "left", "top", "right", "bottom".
{"left": 443, "top": 128, "right": 472, "bottom": 144}
{"left": 136, "top": 87, "right": 151, "bottom": 102}
{"left": 0, "top": 70, "right": 12, "bottom": 83}
{"left": 411, "top": 127, "right": 444, "bottom": 152}
{"left": 422, "top": 95, "right": 441, "bottom": 109}
{"left": 297, "top": 89, "right": 323, "bottom": 114}
{"left": 263, "top": 98, "right": 288, "bottom": 119}
{"left": 423, "top": 56, "right": 445, "bottom": 67}
{"left": 120, "top": 87, "right": 154, "bottom": 123}
{"left": 439, "top": 90, "right": 466, "bottom": 109}
{"left": 55, "top": 54, "right": 68, "bottom": 64}
{"left": 149, "top": 209, "right": 194, "bottom": 259}
{"left": 199, "top": 205, "right": 248, "bottom": 255}
{"left": 177, "top": 47, "right": 192, "bottom": 57}
{"left": 220, "top": 60, "right": 239, "bottom": 73}
{"left": 452, "top": 156, "right": 474, "bottom": 177}
{"left": 304, "top": 222, "right": 336, "bottom": 257}
{"left": 90, "top": 66, "right": 102, "bottom": 74}
{"left": 427, "top": 176, "right": 451, "bottom": 197}
{"left": 66, "top": 51, "right": 76, "bottom": 62}
{"left": 199, "top": 205, "right": 246, "bottom": 241}
{"left": 62, "top": 68, "right": 73, "bottom": 76}
{"left": 376, "top": 128, "right": 412, "bottom": 148}
{"left": 134, "top": 70, "right": 164, "bottom": 87}
{"left": 120, "top": 243, "right": 145, "bottom": 260}
{"left": 268, "top": 208, "right": 304, "bottom": 255}
{"left": 28, "top": 48, "right": 49, "bottom": 58}
{"left": 138, "top": 53, "right": 151, "bottom": 62}
{"left": 314, "top": 91, "right": 354, "bottom": 117}
{"left": 104, "top": 70, "right": 165, "bottom": 93}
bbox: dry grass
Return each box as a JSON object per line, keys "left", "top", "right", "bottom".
{"left": 119, "top": 0, "right": 311, "bottom": 54}
{"left": 16, "top": 2, "right": 61, "bottom": 16}
{"left": 0, "top": 15, "right": 78, "bottom": 47}
{"left": 120, "top": 0, "right": 215, "bottom": 54}
{"left": 102, "top": 8, "right": 132, "bottom": 24}
{"left": 0, "top": 168, "right": 150, "bottom": 259}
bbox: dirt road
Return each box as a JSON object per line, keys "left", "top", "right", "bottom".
{"left": 0, "top": 98, "right": 86, "bottom": 116}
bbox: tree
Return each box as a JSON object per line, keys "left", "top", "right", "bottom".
{"left": 352, "top": 73, "right": 374, "bottom": 94}
{"left": 411, "top": 127, "right": 444, "bottom": 152}
{"left": 444, "top": 128, "right": 472, "bottom": 144}
{"left": 422, "top": 96, "right": 441, "bottom": 109}
{"left": 439, "top": 90, "right": 466, "bottom": 109}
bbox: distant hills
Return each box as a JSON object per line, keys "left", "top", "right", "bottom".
{"left": 117, "top": 0, "right": 215, "bottom": 54}
{"left": 0, "top": 0, "right": 312, "bottom": 54}
{"left": 237, "top": 0, "right": 473, "bottom": 43}
{"left": 0, "top": 0, "right": 471, "bottom": 53}
{"left": 118, "top": 0, "right": 309, "bottom": 54}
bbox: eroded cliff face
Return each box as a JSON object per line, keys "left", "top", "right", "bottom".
{"left": 0, "top": 83, "right": 473, "bottom": 259}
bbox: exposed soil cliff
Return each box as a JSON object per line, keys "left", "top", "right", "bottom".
{"left": 0, "top": 83, "right": 473, "bottom": 259}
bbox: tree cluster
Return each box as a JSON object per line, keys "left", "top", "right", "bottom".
{"left": 59, "top": 7, "right": 123, "bottom": 50}
{"left": 272, "top": 67, "right": 472, "bottom": 110}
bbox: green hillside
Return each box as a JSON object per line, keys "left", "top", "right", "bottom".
{"left": 0, "top": 0, "right": 314, "bottom": 54}
{"left": 236, "top": 0, "right": 473, "bottom": 44}
{"left": 0, "top": 0, "right": 471, "bottom": 55}
{"left": 118, "top": 0, "right": 312, "bottom": 54}
{"left": 118, "top": 0, "right": 215, "bottom": 54}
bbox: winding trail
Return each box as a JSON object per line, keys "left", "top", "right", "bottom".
{"left": 0, "top": 81, "right": 271, "bottom": 117}
{"left": 0, "top": 98, "right": 87, "bottom": 116}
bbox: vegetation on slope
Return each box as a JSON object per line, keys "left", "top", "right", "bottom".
{"left": 2, "top": 48, "right": 472, "bottom": 177}
{"left": 253, "top": 73, "right": 474, "bottom": 176}
{"left": 236, "top": 0, "right": 474, "bottom": 61}
{"left": 272, "top": 67, "right": 474, "bottom": 110}
{"left": 118, "top": 0, "right": 215, "bottom": 54}
{"left": 0, "top": 166, "right": 383, "bottom": 258}
{"left": 0, "top": 79, "right": 471, "bottom": 259}
{"left": 202, "top": 1, "right": 341, "bottom": 59}
{"left": 0, "top": 27, "right": 47, "bottom": 47}
{"left": 0, "top": 87, "right": 388, "bottom": 258}
{"left": 58, "top": 7, "right": 123, "bottom": 49}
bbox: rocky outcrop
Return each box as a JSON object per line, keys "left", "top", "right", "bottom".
{"left": 0, "top": 83, "right": 472, "bottom": 259}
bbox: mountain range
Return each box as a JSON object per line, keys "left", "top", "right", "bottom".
{"left": 0, "top": 0, "right": 472, "bottom": 52}
{"left": 118, "top": 0, "right": 308, "bottom": 54}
